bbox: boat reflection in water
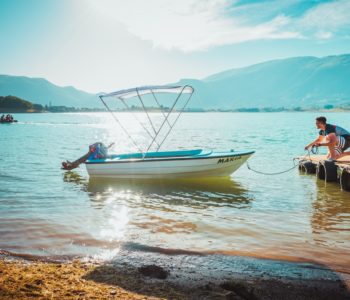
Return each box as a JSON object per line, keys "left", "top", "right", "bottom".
{"left": 86, "top": 176, "right": 253, "bottom": 209}
{"left": 63, "top": 172, "right": 254, "bottom": 254}
{"left": 63, "top": 171, "right": 253, "bottom": 209}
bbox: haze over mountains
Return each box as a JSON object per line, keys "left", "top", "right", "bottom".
{"left": 184, "top": 54, "right": 350, "bottom": 109}
{"left": 1, "top": 54, "right": 349, "bottom": 109}
{"left": 0, "top": 75, "right": 98, "bottom": 108}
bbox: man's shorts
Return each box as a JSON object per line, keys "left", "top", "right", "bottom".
{"left": 335, "top": 135, "right": 350, "bottom": 155}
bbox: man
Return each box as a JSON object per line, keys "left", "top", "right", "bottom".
{"left": 61, "top": 142, "right": 114, "bottom": 170}
{"left": 305, "top": 116, "right": 350, "bottom": 160}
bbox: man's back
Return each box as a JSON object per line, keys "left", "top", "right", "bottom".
{"left": 319, "top": 124, "right": 350, "bottom": 137}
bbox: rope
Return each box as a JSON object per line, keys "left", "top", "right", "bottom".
{"left": 246, "top": 146, "right": 324, "bottom": 176}
{"left": 246, "top": 159, "right": 300, "bottom": 175}
{"left": 311, "top": 144, "right": 319, "bottom": 155}
{"left": 297, "top": 146, "right": 320, "bottom": 163}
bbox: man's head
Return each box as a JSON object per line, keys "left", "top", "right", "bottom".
{"left": 316, "top": 116, "right": 327, "bottom": 129}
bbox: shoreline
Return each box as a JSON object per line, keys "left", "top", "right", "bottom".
{"left": 3, "top": 109, "right": 350, "bottom": 114}
{"left": 1, "top": 248, "right": 349, "bottom": 300}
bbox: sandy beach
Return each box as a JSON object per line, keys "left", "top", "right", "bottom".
{"left": 0, "top": 257, "right": 183, "bottom": 299}
{"left": 1, "top": 248, "right": 349, "bottom": 300}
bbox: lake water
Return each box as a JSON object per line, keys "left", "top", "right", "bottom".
{"left": 0, "top": 112, "right": 349, "bottom": 275}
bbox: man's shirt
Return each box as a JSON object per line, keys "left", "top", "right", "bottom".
{"left": 319, "top": 124, "right": 350, "bottom": 137}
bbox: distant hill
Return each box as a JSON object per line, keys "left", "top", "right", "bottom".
{"left": 1, "top": 54, "right": 350, "bottom": 110}
{"left": 0, "top": 75, "right": 101, "bottom": 108}
{"left": 0, "top": 95, "right": 40, "bottom": 113}
{"left": 175, "top": 54, "right": 350, "bottom": 109}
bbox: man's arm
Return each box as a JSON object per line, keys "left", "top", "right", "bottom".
{"left": 318, "top": 141, "right": 331, "bottom": 147}
{"left": 305, "top": 136, "right": 323, "bottom": 150}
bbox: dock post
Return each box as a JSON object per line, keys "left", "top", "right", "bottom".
{"left": 297, "top": 155, "right": 350, "bottom": 192}
{"left": 317, "top": 161, "right": 338, "bottom": 182}
{"left": 298, "top": 161, "right": 316, "bottom": 174}
{"left": 340, "top": 168, "right": 350, "bottom": 192}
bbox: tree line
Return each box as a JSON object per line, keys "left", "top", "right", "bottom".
{"left": 0, "top": 95, "right": 43, "bottom": 112}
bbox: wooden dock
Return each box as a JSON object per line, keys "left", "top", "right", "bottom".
{"left": 298, "top": 154, "right": 350, "bottom": 192}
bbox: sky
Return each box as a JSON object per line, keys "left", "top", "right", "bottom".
{"left": 1, "top": 0, "right": 350, "bottom": 93}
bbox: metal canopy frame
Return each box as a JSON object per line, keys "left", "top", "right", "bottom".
{"left": 99, "top": 85, "right": 194, "bottom": 156}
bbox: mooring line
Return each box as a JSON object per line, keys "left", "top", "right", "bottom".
{"left": 246, "top": 159, "right": 299, "bottom": 175}
{"left": 246, "top": 150, "right": 312, "bottom": 176}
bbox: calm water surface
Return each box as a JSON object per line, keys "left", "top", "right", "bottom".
{"left": 0, "top": 112, "right": 349, "bottom": 274}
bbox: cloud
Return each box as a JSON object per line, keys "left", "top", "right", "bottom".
{"left": 88, "top": 0, "right": 301, "bottom": 52}
{"left": 298, "top": 0, "right": 350, "bottom": 30}
{"left": 88, "top": 0, "right": 350, "bottom": 52}
{"left": 314, "top": 31, "right": 333, "bottom": 40}
{"left": 296, "top": 0, "right": 350, "bottom": 39}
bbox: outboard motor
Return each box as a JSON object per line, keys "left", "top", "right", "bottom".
{"left": 62, "top": 142, "right": 111, "bottom": 170}
{"left": 89, "top": 142, "right": 109, "bottom": 159}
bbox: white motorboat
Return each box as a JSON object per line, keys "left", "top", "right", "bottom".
{"left": 85, "top": 85, "right": 254, "bottom": 178}
{"left": 86, "top": 149, "right": 254, "bottom": 178}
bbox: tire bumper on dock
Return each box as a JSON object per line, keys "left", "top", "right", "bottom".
{"left": 297, "top": 155, "right": 350, "bottom": 192}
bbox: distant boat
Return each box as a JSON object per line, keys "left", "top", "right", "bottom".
{"left": 85, "top": 85, "right": 254, "bottom": 178}
{"left": 0, "top": 119, "right": 17, "bottom": 124}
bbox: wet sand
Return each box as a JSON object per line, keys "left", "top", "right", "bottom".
{"left": 1, "top": 248, "right": 350, "bottom": 300}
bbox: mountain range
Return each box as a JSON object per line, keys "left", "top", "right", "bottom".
{"left": 1, "top": 54, "right": 350, "bottom": 109}
{"left": 0, "top": 75, "right": 98, "bottom": 108}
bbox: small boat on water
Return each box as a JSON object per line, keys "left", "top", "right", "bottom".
{"left": 63, "top": 85, "right": 254, "bottom": 178}
{"left": 0, "top": 120, "right": 17, "bottom": 124}
{"left": 85, "top": 148, "right": 254, "bottom": 178}
{"left": 0, "top": 114, "right": 17, "bottom": 124}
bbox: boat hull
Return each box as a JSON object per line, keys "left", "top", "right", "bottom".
{"left": 85, "top": 150, "right": 254, "bottom": 179}
{"left": 0, "top": 120, "right": 17, "bottom": 124}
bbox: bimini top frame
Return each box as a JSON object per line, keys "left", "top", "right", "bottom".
{"left": 99, "top": 85, "right": 194, "bottom": 156}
